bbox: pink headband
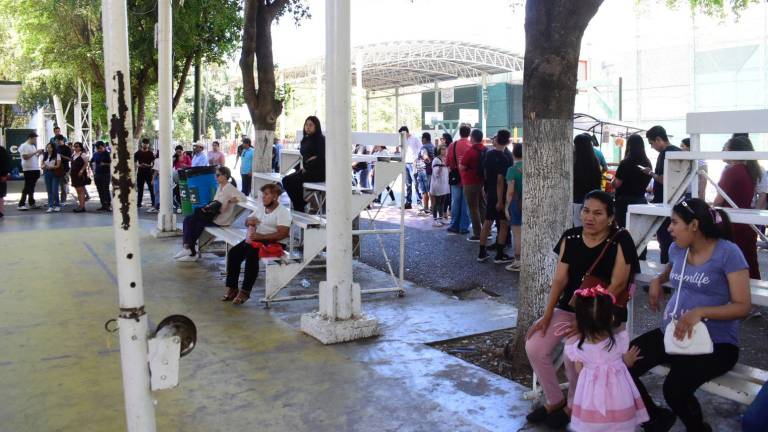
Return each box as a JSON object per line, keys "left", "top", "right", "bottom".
{"left": 574, "top": 285, "right": 616, "bottom": 304}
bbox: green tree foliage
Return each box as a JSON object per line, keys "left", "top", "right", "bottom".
{"left": 0, "top": 0, "right": 241, "bottom": 138}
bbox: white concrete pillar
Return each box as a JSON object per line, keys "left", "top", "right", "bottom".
{"left": 481, "top": 74, "right": 488, "bottom": 137}
{"left": 101, "top": 1, "right": 157, "bottom": 430}
{"left": 74, "top": 83, "right": 83, "bottom": 142}
{"left": 355, "top": 53, "right": 363, "bottom": 132}
{"left": 300, "top": 0, "right": 378, "bottom": 344}
{"left": 52, "top": 95, "right": 67, "bottom": 138}
{"left": 153, "top": 0, "right": 178, "bottom": 237}
{"left": 229, "top": 89, "right": 236, "bottom": 142}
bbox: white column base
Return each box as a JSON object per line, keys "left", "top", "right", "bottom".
{"left": 300, "top": 311, "right": 379, "bottom": 345}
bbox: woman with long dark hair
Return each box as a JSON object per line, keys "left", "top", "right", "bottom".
{"left": 282, "top": 116, "right": 325, "bottom": 213}
{"left": 715, "top": 136, "right": 762, "bottom": 279}
{"left": 572, "top": 133, "right": 603, "bottom": 227}
{"left": 629, "top": 198, "right": 751, "bottom": 431}
{"left": 613, "top": 134, "right": 652, "bottom": 227}
{"left": 524, "top": 190, "right": 640, "bottom": 429}
{"left": 41, "top": 142, "right": 62, "bottom": 212}
{"left": 70, "top": 142, "right": 89, "bottom": 213}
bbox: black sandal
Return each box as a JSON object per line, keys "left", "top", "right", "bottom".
{"left": 543, "top": 406, "right": 570, "bottom": 429}
{"left": 525, "top": 406, "right": 549, "bottom": 423}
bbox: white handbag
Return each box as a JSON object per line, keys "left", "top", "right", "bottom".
{"left": 663, "top": 248, "right": 714, "bottom": 355}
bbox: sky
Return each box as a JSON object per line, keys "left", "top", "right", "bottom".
{"left": 271, "top": 0, "right": 528, "bottom": 67}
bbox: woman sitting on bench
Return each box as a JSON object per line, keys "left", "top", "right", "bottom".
{"left": 282, "top": 115, "right": 325, "bottom": 213}
{"left": 629, "top": 198, "right": 752, "bottom": 432}
{"left": 174, "top": 166, "right": 245, "bottom": 262}
{"left": 221, "top": 183, "right": 292, "bottom": 305}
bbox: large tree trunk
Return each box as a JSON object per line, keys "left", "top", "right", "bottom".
{"left": 172, "top": 53, "right": 195, "bottom": 111}
{"left": 509, "top": 0, "right": 604, "bottom": 360}
{"left": 240, "top": 0, "right": 286, "bottom": 174}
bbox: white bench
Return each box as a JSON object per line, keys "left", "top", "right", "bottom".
{"left": 631, "top": 262, "right": 768, "bottom": 405}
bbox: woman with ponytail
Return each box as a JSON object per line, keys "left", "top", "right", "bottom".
{"left": 715, "top": 136, "right": 762, "bottom": 279}
{"left": 628, "top": 198, "right": 751, "bottom": 432}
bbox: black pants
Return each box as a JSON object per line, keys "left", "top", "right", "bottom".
{"left": 657, "top": 217, "right": 673, "bottom": 264}
{"left": 19, "top": 170, "right": 40, "bottom": 207}
{"left": 241, "top": 173, "right": 252, "bottom": 196}
{"left": 136, "top": 168, "right": 154, "bottom": 207}
{"left": 95, "top": 174, "right": 111, "bottom": 208}
{"left": 283, "top": 168, "right": 324, "bottom": 212}
{"left": 226, "top": 241, "right": 260, "bottom": 292}
{"left": 628, "top": 329, "right": 739, "bottom": 430}
{"left": 615, "top": 195, "right": 647, "bottom": 228}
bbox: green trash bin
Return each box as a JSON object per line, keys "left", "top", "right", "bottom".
{"left": 179, "top": 166, "right": 218, "bottom": 216}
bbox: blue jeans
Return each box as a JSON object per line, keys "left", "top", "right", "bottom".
{"left": 449, "top": 184, "right": 470, "bottom": 232}
{"left": 153, "top": 174, "right": 160, "bottom": 210}
{"left": 743, "top": 382, "right": 768, "bottom": 431}
{"left": 416, "top": 171, "right": 430, "bottom": 196}
{"left": 358, "top": 167, "right": 370, "bottom": 189}
{"left": 404, "top": 163, "right": 414, "bottom": 205}
{"left": 44, "top": 171, "right": 60, "bottom": 208}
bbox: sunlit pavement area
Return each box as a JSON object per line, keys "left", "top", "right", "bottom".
{"left": 0, "top": 181, "right": 761, "bottom": 431}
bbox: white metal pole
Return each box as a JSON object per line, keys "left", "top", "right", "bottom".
{"left": 434, "top": 82, "right": 439, "bottom": 132}
{"left": 394, "top": 87, "right": 400, "bottom": 130}
{"left": 398, "top": 132, "right": 406, "bottom": 290}
{"left": 481, "top": 74, "right": 488, "bottom": 136}
{"left": 279, "top": 69, "right": 286, "bottom": 141}
{"left": 156, "top": 0, "right": 176, "bottom": 234}
{"left": 355, "top": 53, "right": 363, "bottom": 132}
{"left": 229, "top": 89, "right": 236, "bottom": 143}
{"left": 74, "top": 81, "right": 84, "bottom": 142}
{"left": 321, "top": 0, "right": 356, "bottom": 320}
{"left": 315, "top": 63, "right": 322, "bottom": 117}
{"left": 102, "top": 1, "right": 157, "bottom": 430}
{"left": 365, "top": 90, "right": 370, "bottom": 132}
{"left": 86, "top": 83, "right": 93, "bottom": 147}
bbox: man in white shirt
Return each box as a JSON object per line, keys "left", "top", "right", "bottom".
{"left": 18, "top": 133, "right": 43, "bottom": 210}
{"left": 191, "top": 142, "right": 209, "bottom": 167}
{"left": 398, "top": 126, "right": 422, "bottom": 209}
{"left": 222, "top": 183, "right": 292, "bottom": 305}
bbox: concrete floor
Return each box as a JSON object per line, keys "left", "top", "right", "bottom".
{"left": 0, "top": 210, "right": 544, "bottom": 432}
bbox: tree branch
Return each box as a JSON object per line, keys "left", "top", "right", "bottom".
{"left": 172, "top": 53, "right": 195, "bottom": 111}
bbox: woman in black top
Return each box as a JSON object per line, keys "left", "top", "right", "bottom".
{"left": 70, "top": 142, "right": 89, "bottom": 213}
{"left": 613, "top": 134, "right": 652, "bottom": 227}
{"left": 524, "top": 190, "right": 640, "bottom": 428}
{"left": 282, "top": 116, "right": 326, "bottom": 212}
{"left": 572, "top": 133, "right": 602, "bottom": 227}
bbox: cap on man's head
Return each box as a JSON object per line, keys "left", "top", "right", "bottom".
{"left": 193, "top": 142, "right": 204, "bottom": 148}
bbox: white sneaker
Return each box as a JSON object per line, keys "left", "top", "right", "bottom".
{"left": 54, "top": 206, "right": 61, "bottom": 212}
{"left": 146, "top": 207, "right": 158, "bottom": 213}
{"left": 505, "top": 260, "right": 521, "bottom": 272}
{"left": 432, "top": 220, "right": 442, "bottom": 227}
{"left": 173, "top": 248, "right": 190, "bottom": 259}
{"left": 18, "top": 205, "right": 29, "bottom": 211}
{"left": 46, "top": 207, "right": 53, "bottom": 213}
{"left": 176, "top": 253, "right": 199, "bottom": 262}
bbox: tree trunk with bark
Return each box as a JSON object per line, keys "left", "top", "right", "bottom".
{"left": 509, "top": 0, "right": 604, "bottom": 360}
{"left": 240, "top": 0, "right": 288, "bottom": 174}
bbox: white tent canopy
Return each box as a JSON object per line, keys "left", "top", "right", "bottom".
{"left": 0, "top": 81, "right": 22, "bottom": 105}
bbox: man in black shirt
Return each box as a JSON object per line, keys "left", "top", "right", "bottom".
{"left": 134, "top": 138, "right": 156, "bottom": 208}
{"left": 0, "top": 142, "right": 9, "bottom": 217}
{"left": 642, "top": 125, "right": 680, "bottom": 263}
{"left": 478, "top": 129, "right": 514, "bottom": 264}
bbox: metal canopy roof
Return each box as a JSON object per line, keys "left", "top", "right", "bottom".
{"left": 282, "top": 40, "right": 524, "bottom": 92}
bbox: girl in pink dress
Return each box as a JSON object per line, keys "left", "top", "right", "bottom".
{"left": 565, "top": 286, "right": 649, "bottom": 432}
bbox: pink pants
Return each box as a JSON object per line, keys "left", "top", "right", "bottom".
{"left": 525, "top": 308, "right": 579, "bottom": 406}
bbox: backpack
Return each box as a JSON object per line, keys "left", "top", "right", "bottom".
{"left": 475, "top": 146, "right": 488, "bottom": 181}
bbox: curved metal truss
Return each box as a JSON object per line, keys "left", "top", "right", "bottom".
{"left": 282, "top": 40, "right": 524, "bottom": 91}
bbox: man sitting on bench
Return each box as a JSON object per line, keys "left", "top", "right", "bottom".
{"left": 222, "top": 183, "right": 292, "bottom": 305}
